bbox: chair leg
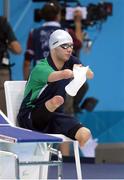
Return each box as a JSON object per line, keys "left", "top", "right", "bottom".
{"left": 38, "top": 151, "right": 50, "bottom": 179}
{"left": 38, "top": 143, "right": 50, "bottom": 179}
{"left": 73, "top": 141, "right": 82, "bottom": 179}
{"left": 15, "top": 155, "right": 20, "bottom": 179}
{"left": 57, "top": 150, "right": 62, "bottom": 180}
{"left": 38, "top": 143, "right": 63, "bottom": 180}
{"left": 48, "top": 144, "right": 62, "bottom": 180}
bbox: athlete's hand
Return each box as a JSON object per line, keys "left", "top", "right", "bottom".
{"left": 62, "top": 69, "right": 73, "bottom": 79}
{"left": 86, "top": 68, "right": 94, "bottom": 79}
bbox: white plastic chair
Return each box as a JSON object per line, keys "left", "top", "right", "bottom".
{"left": 3, "top": 81, "right": 62, "bottom": 179}
{"left": 0, "top": 150, "right": 19, "bottom": 179}
{"left": 4, "top": 80, "right": 82, "bottom": 179}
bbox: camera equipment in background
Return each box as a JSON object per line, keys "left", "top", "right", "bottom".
{"left": 33, "top": 0, "right": 113, "bottom": 29}
{"left": 84, "top": 2, "right": 112, "bottom": 28}
{"left": 80, "top": 97, "right": 99, "bottom": 112}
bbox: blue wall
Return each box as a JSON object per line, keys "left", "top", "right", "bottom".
{"left": 81, "top": 0, "right": 124, "bottom": 111}
{"left": 0, "top": 1, "right": 3, "bottom": 15}
{"left": 1, "top": 0, "right": 124, "bottom": 142}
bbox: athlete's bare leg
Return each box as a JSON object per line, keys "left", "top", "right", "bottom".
{"left": 45, "top": 95, "right": 64, "bottom": 112}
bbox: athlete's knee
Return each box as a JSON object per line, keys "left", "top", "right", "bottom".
{"left": 75, "top": 127, "right": 91, "bottom": 147}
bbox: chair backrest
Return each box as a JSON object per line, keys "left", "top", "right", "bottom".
{"left": 4, "top": 81, "right": 27, "bottom": 126}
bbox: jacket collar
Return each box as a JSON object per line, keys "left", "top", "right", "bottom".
{"left": 42, "top": 21, "right": 61, "bottom": 27}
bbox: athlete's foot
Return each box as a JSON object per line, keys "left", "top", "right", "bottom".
{"left": 45, "top": 95, "right": 64, "bottom": 112}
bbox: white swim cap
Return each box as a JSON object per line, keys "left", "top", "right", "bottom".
{"left": 49, "top": 29, "right": 73, "bottom": 49}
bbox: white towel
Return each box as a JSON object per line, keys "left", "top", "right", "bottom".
{"left": 65, "top": 65, "right": 89, "bottom": 96}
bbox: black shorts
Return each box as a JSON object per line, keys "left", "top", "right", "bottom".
{"left": 18, "top": 103, "right": 83, "bottom": 140}
{"left": 30, "top": 104, "right": 83, "bottom": 140}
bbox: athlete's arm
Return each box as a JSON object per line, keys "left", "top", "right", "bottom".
{"left": 48, "top": 69, "right": 73, "bottom": 82}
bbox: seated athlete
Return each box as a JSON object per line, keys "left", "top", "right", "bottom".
{"left": 17, "top": 29, "right": 94, "bottom": 149}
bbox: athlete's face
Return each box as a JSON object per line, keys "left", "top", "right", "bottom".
{"left": 55, "top": 43, "right": 73, "bottom": 62}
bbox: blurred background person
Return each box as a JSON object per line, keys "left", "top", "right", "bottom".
{"left": 23, "top": 0, "right": 62, "bottom": 80}
{"left": 0, "top": 16, "right": 22, "bottom": 114}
